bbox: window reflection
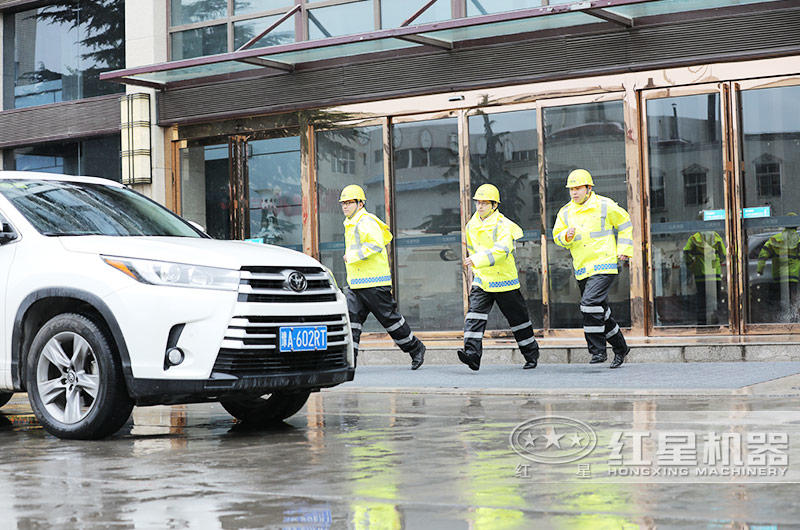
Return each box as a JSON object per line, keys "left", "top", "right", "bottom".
{"left": 171, "top": 24, "right": 227, "bottom": 60}
{"left": 741, "top": 85, "right": 800, "bottom": 324}
{"left": 544, "top": 101, "right": 630, "bottom": 328}
{"left": 316, "top": 126, "right": 384, "bottom": 331}
{"left": 646, "top": 94, "right": 728, "bottom": 327}
{"left": 234, "top": 15, "right": 295, "bottom": 49}
{"left": 393, "top": 119, "right": 462, "bottom": 331}
{"left": 247, "top": 137, "right": 302, "bottom": 249}
{"left": 13, "top": 136, "right": 122, "bottom": 181}
{"left": 381, "top": 0, "right": 451, "bottom": 28}
{"left": 308, "top": 1, "right": 374, "bottom": 40}
{"left": 469, "top": 110, "right": 542, "bottom": 329}
{"left": 180, "top": 141, "right": 231, "bottom": 240}
{"left": 11, "top": 1, "right": 125, "bottom": 109}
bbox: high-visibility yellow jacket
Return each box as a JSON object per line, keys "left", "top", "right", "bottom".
{"left": 553, "top": 192, "right": 633, "bottom": 280}
{"left": 344, "top": 207, "right": 393, "bottom": 289}
{"left": 466, "top": 209, "right": 524, "bottom": 292}
{"left": 683, "top": 231, "right": 725, "bottom": 282}
{"left": 757, "top": 228, "right": 800, "bottom": 283}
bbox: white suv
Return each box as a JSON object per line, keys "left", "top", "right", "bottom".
{"left": 0, "top": 171, "right": 354, "bottom": 439}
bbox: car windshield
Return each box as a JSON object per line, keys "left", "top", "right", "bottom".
{"left": 0, "top": 179, "right": 202, "bottom": 237}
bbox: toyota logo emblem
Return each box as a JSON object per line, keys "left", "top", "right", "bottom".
{"left": 287, "top": 271, "right": 307, "bottom": 292}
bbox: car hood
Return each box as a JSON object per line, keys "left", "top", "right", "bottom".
{"left": 58, "top": 236, "right": 322, "bottom": 270}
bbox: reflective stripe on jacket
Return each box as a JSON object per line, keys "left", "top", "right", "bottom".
{"left": 552, "top": 192, "right": 633, "bottom": 280}
{"left": 466, "top": 209, "right": 524, "bottom": 292}
{"left": 683, "top": 231, "right": 725, "bottom": 282}
{"left": 344, "top": 208, "right": 393, "bottom": 289}
{"left": 757, "top": 229, "right": 800, "bottom": 283}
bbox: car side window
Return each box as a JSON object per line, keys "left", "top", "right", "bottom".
{"left": 0, "top": 211, "right": 18, "bottom": 244}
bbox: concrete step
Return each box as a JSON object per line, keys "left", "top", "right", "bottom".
{"left": 358, "top": 342, "right": 800, "bottom": 365}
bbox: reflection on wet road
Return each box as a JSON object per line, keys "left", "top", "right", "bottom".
{"left": 2, "top": 391, "right": 800, "bottom": 528}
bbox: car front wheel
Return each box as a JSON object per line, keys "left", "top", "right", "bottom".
{"left": 26, "top": 313, "right": 134, "bottom": 440}
{"left": 220, "top": 391, "right": 311, "bottom": 424}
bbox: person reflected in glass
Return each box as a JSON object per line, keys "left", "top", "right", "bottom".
{"left": 457, "top": 184, "right": 540, "bottom": 371}
{"left": 553, "top": 169, "right": 633, "bottom": 369}
{"left": 340, "top": 185, "right": 426, "bottom": 370}
{"left": 683, "top": 214, "right": 726, "bottom": 325}
{"left": 756, "top": 212, "right": 800, "bottom": 319}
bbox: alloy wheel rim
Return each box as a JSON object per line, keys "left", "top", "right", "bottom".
{"left": 36, "top": 331, "right": 100, "bottom": 424}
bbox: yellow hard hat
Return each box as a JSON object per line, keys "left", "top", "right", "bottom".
{"left": 566, "top": 169, "right": 594, "bottom": 188}
{"left": 339, "top": 184, "right": 366, "bottom": 202}
{"left": 473, "top": 183, "right": 500, "bottom": 203}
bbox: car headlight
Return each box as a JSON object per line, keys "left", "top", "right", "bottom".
{"left": 321, "top": 264, "right": 339, "bottom": 290}
{"left": 102, "top": 256, "right": 240, "bottom": 291}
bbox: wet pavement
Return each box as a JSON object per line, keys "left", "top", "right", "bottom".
{"left": 2, "top": 363, "right": 800, "bottom": 528}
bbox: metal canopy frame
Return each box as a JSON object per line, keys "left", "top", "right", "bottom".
{"left": 100, "top": 0, "right": 787, "bottom": 89}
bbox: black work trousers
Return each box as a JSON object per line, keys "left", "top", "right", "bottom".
{"left": 577, "top": 274, "right": 628, "bottom": 358}
{"left": 463, "top": 286, "right": 539, "bottom": 362}
{"left": 345, "top": 286, "right": 424, "bottom": 362}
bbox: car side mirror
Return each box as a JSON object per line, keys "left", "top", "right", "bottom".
{"left": 187, "top": 220, "right": 206, "bottom": 233}
{"left": 0, "top": 222, "right": 17, "bottom": 244}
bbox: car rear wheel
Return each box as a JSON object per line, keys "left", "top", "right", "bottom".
{"left": 220, "top": 391, "right": 311, "bottom": 424}
{"left": 0, "top": 392, "right": 12, "bottom": 408}
{"left": 26, "top": 313, "right": 134, "bottom": 440}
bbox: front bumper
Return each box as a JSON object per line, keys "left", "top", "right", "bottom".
{"left": 129, "top": 366, "right": 355, "bottom": 406}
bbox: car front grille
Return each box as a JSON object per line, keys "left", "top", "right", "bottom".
{"left": 212, "top": 314, "right": 350, "bottom": 376}
{"left": 237, "top": 266, "right": 338, "bottom": 303}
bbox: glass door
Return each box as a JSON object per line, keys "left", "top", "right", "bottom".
{"left": 245, "top": 135, "right": 302, "bottom": 250}
{"left": 642, "top": 85, "right": 733, "bottom": 332}
{"left": 541, "top": 96, "right": 630, "bottom": 330}
{"left": 392, "top": 116, "right": 462, "bottom": 331}
{"left": 179, "top": 137, "right": 233, "bottom": 239}
{"left": 735, "top": 80, "right": 800, "bottom": 331}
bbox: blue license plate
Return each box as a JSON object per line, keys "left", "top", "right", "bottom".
{"left": 279, "top": 325, "right": 327, "bottom": 352}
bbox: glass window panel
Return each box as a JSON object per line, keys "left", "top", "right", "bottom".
{"left": 544, "top": 101, "right": 630, "bottom": 329}
{"left": 316, "top": 126, "right": 385, "bottom": 331}
{"left": 180, "top": 141, "right": 231, "bottom": 239}
{"left": 171, "top": 0, "right": 227, "bottom": 26}
{"left": 235, "top": 0, "right": 294, "bottom": 16}
{"left": 247, "top": 136, "right": 302, "bottom": 250}
{"left": 381, "top": 0, "right": 451, "bottom": 28}
{"left": 393, "top": 118, "right": 462, "bottom": 331}
{"left": 128, "top": 60, "right": 262, "bottom": 85}
{"left": 308, "top": 1, "right": 375, "bottom": 40}
{"left": 607, "top": 0, "right": 783, "bottom": 19}
{"left": 171, "top": 24, "right": 228, "bottom": 60}
{"left": 466, "top": 0, "right": 544, "bottom": 16}
{"left": 265, "top": 38, "right": 415, "bottom": 65}
{"left": 646, "top": 94, "right": 728, "bottom": 327}
{"left": 12, "top": 136, "right": 121, "bottom": 181}
{"left": 422, "top": 11, "right": 594, "bottom": 42}
{"left": 740, "top": 85, "right": 800, "bottom": 324}
{"left": 12, "top": 2, "right": 124, "bottom": 109}
{"left": 234, "top": 15, "right": 296, "bottom": 48}
{"left": 469, "top": 109, "right": 542, "bottom": 330}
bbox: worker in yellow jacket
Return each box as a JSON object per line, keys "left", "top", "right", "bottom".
{"left": 683, "top": 227, "right": 726, "bottom": 325}
{"left": 553, "top": 169, "right": 633, "bottom": 368}
{"left": 340, "top": 185, "right": 425, "bottom": 370}
{"left": 457, "top": 184, "right": 540, "bottom": 371}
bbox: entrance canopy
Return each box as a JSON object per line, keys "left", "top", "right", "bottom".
{"left": 101, "top": 0, "right": 788, "bottom": 89}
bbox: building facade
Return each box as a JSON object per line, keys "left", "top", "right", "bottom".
{"left": 3, "top": 0, "right": 800, "bottom": 343}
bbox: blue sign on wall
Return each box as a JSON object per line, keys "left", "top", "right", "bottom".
{"left": 703, "top": 209, "right": 726, "bottom": 221}
{"left": 742, "top": 206, "right": 771, "bottom": 219}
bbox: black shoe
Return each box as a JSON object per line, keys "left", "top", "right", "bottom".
{"left": 457, "top": 349, "right": 480, "bottom": 371}
{"left": 610, "top": 347, "right": 630, "bottom": 369}
{"left": 589, "top": 353, "right": 607, "bottom": 364}
{"left": 411, "top": 345, "right": 425, "bottom": 370}
{"left": 523, "top": 360, "right": 537, "bottom": 369}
